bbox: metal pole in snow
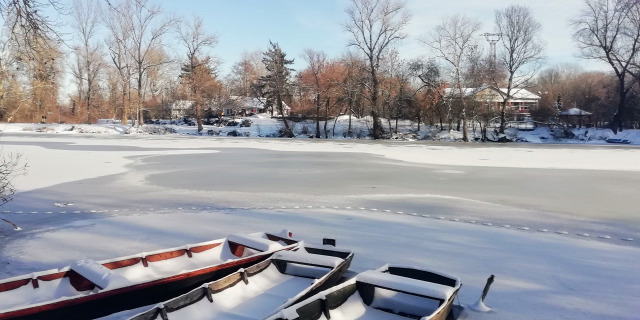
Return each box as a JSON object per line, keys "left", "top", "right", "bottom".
{"left": 481, "top": 274, "right": 495, "bottom": 302}
{"left": 1, "top": 218, "right": 21, "bottom": 230}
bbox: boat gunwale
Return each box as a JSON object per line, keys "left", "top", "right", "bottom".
{"left": 0, "top": 231, "right": 297, "bottom": 319}
{"left": 268, "top": 264, "right": 461, "bottom": 320}
{"left": 129, "top": 244, "right": 355, "bottom": 320}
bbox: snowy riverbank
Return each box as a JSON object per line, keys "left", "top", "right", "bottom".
{"left": 2, "top": 114, "right": 639, "bottom": 145}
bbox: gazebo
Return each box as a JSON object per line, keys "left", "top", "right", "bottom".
{"left": 559, "top": 108, "right": 592, "bottom": 128}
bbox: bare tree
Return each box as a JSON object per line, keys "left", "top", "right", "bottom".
{"left": 70, "top": 0, "right": 104, "bottom": 124}
{"left": 301, "top": 49, "right": 328, "bottom": 138}
{"left": 226, "top": 51, "right": 265, "bottom": 97}
{"left": 629, "top": 4, "right": 640, "bottom": 82}
{"left": 426, "top": 14, "right": 481, "bottom": 142}
{"left": 176, "top": 15, "right": 218, "bottom": 132}
{"left": 408, "top": 58, "right": 447, "bottom": 131}
{"left": 104, "top": 0, "right": 133, "bottom": 124}
{"left": 0, "top": 0, "right": 65, "bottom": 56}
{"left": 0, "top": 152, "right": 27, "bottom": 206}
{"left": 379, "top": 49, "right": 408, "bottom": 133}
{"left": 29, "top": 42, "right": 60, "bottom": 123}
{"left": 336, "top": 52, "right": 368, "bottom": 136}
{"left": 495, "top": 5, "right": 545, "bottom": 133}
{"left": 344, "top": 0, "right": 411, "bottom": 139}
{"left": 127, "top": 0, "right": 173, "bottom": 126}
{"left": 572, "top": 0, "right": 639, "bottom": 133}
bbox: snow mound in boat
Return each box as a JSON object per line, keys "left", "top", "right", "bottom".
{"left": 227, "top": 233, "right": 284, "bottom": 252}
{"left": 70, "top": 259, "right": 129, "bottom": 290}
{"left": 356, "top": 270, "right": 455, "bottom": 300}
{"left": 273, "top": 250, "right": 344, "bottom": 268}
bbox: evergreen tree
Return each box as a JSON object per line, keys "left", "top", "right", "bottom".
{"left": 261, "top": 41, "right": 294, "bottom": 137}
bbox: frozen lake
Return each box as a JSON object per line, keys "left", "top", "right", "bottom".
{"left": 1, "top": 134, "right": 639, "bottom": 319}
{"left": 3, "top": 134, "right": 639, "bottom": 240}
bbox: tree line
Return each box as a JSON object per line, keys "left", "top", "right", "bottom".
{"left": 0, "top": 0, "right": 638, "bottom": 140}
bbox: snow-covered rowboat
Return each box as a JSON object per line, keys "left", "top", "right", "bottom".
{"left": 267, "top": 264, "right": 461, "bottom": 320}
{"left": 605, "top": 138, "right": 631, "bottom": 144}
{"left": 0, "top": 231, "right": 297, "bottom": 320}
{"left": 129, "top": 242, "right": 354, "bottom": 320}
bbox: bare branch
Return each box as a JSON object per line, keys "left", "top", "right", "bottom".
{"left": 572, "top": 0, "right": 640, "bottom": 132}
{"left": 495, "top": 5, "right": 545, "bottom": 133}
{"left": 344, "top": 0, "right": 411, "bottom": 139}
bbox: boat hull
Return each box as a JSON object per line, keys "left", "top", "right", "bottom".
{"left": 0, "top": 232, "right": 297, "bottom": 320}
{"left": 130, "top": 244, "right": 354, "bottom": 320}
{"left": 268, "top": 265, "right": 461, "bottom": 320}
{"left": 3, "top": 255, "right": 269, "bottom": 320}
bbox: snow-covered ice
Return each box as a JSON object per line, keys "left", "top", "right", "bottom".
{"left": 0, "top": 130, "right": 639, "bottom": 320}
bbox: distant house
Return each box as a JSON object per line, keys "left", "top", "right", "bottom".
{"left": 445, "top": 86, "right": 541, "bottom": 117}
{"left": 559, "top": 107, "right": 592, "bottom": 128}
{"left": 227, "top": 96, "right": 291, "bottom": 117}
{"left": 169, "top": 100, "right": 195, "bottom": 119}
{"left": 171, "top": 97, "right": 292, "bottom": 119}
{"left": 169, "top": 100, "right": 217, "bottom": 119}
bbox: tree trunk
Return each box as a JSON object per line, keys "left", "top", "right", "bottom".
{"left": 277, "top": 93, "right": 293, "bottom": 137}
{"left": 370, "top": 61, "right": 383, "bottom": 140}
{"left": 385, "top": 103, "right": 393, "bottom": 133}
{"left": 324, "top": 98, "right": 329, "bottom": 139}
{"left": 348, "top": 95, "right": 353, "bottom": 136}
{"left": 121, "top": 84, "right": 127, "bottom": 125}
{"left": 196, "top": 103, "right": 203, "bottom": 132}
{"left": 612, "top": 82, "right": 627, "bottom": 134}
{"left": 499, "top": 101, "right": 507, "bottom": 134}
{"left": 460, "top": 101, "right": 469, "bottom": 142}
{"left": 137, "top": 75, "right": 143, "bottom": 127}
{"left": 86, "top": 84, "right": 91, "bottom": 125}
{"left": 315, "top": 94, "right": 321, "bottom": 138}
{"left": 462, "top": 116, "right": 468, "bottom": 141}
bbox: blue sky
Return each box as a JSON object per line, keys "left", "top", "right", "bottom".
{"left": 161, "top": 0, "right": 609, "bottom": 75}
{"left": 162, "top": 0, "right": 348, "bottom": 73}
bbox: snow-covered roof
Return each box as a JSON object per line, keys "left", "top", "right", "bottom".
{"left": 559, "top": 108, "right": 592, "bottom": 116}
{"left": 169, "top": 100, "right": 216, "bottom": 110}
{"left": 169, "top": 100, "right": 194, "bottom": 111}
{"left": 230, "top": 96, "right": 291, "bottom": 110}
{"left": 444, "top": 86, "right": 540, "bottom": 101}
{"left": 503, "top": 88, "right": 541, "bottom": 100}
{"left": 444, "top": 87, "right": 481, "bottom": 97}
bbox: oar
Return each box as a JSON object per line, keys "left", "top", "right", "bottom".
{"left": 1, "top": 218, "right": 21, "bottom": 231}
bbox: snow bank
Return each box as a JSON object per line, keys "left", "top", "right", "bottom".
{"left": 518, "top": 127, "right": 640, "bottom": 145}
{"left": 3, "top": 119, "right": 640, "bottom": 145}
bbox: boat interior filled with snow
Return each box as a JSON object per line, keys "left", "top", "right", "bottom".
{"left": 129, "top": 242, "right": 354, "bottom": 320}
{"left": 605, "top": 138, "right": 631, "bottom": 144}
{"left": 0, "top": 231, "right": 298, "bottom": 320}
{"left": 267, "top": 264, "right": 461, "bottom": 320}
